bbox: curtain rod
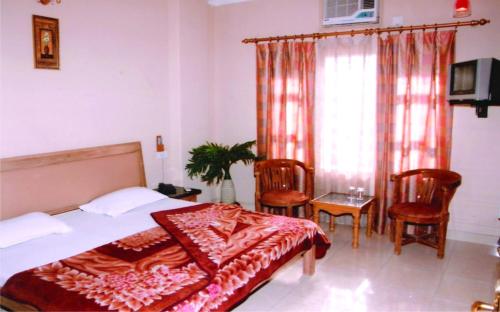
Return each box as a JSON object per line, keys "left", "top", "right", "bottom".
{"left": 242, "top": 19, "right": 490, "bottom": 44}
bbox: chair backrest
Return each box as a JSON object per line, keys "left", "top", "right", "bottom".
{"left": 254, "top": 159, "right": 306, "bottom": 193}
{"left": 391, "top": 169, "right": 462, "bottom": 213}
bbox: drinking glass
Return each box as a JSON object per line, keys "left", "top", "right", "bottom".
{"left": 356, "top": 187, "right": 365, "bottom": 199}
{"left": 348, "top": 186, "right": 356, "bottom": 199}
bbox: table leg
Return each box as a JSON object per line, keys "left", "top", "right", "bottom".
{"left": 366, "top": 201, "right": 374, "bottom": 238}
{"left": 352, "top": 212, "right": 360, "bottom": 248}
{"left": 313, "top": 206, "right": 320, "bottom": 225}
{"left": 329, "top": 215, "right": 336, "bottom": 232}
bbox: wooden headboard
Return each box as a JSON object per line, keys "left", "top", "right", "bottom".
{"left": 0, "top": 142, "right": 146, "bottom": 220}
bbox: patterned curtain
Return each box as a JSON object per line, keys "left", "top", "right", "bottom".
{"left": 256, "top": 42, "right": 316, "bottom": 166}
{"left": 374, "top": 30, "right": 456, "bottom": 233}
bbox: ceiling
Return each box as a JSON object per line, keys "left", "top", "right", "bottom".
{"left": 208, "top": 0, "right": 252, "bottom": 6}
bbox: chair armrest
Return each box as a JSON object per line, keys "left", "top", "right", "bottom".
{"left": 391, "top": 173, "right": 402, "bottom": 204}
{"left": 438, "top": 185, "right": 457, "bottom": 214}
{"left": 254, "top": 171, "right": 262, "bottom": 198}
{"left": 392, "top": 169, "right": 424, "bottom": 180}
{"left": 390, "top": 173, "right": 400, "bottom": 182}
{"left": 305, "top": 167, "right": 315, "bottom": 199}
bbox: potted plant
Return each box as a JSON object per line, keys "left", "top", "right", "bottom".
{"left": 185, "top": 140, "right": 256, "bottom": 203}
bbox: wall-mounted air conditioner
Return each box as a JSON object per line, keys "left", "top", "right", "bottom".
{"left": 323, "top": 0, "right": 379, "bottom": 26}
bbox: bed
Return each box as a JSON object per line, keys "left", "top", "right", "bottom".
{"left": 0, "top": 142, "right": 330, "bottom": 311}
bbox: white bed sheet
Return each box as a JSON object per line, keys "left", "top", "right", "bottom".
{"left": 0, "top": 198, "right": 195, "bottom": 287}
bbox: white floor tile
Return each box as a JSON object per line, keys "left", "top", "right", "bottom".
{"left": 233, "top": 224, "right": 498, "bottom": 312}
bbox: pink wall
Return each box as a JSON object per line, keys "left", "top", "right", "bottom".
{"left": 0, "top": 0, "right": 214, "bottom": 202}
{"left": 212, "top": 0, "right": 500, "bottom": 244}
{"left": 179, "top": 0, "right": 215, "bottom": 199}
{"left": 1, "top": 0, "right": 171, "bottom": 188}
{"left": 2, "top": 0, "right": 498, "bottom": 242}
{"left": 165, "top": 0, "right": 215, "bottom": 201}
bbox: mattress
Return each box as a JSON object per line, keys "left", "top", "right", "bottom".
{"left": 0, "top": 198, "right": 194, "bottom": 287}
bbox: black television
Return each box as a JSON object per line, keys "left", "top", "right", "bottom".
{"left": 447, "top": 58, "right": 500, "bottom": 117}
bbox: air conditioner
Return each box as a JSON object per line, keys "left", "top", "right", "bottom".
{"left": 323, "top": 0, "right": 379, "bottom": 26}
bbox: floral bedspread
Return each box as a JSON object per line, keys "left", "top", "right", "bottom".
{"left": 0, "top": 203, "right": 330, "bottom": 312}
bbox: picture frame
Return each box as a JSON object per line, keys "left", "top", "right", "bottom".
{"left": 32, "top": 15, "right": 60, "bottom": 69}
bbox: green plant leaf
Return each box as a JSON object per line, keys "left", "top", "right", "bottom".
{"left": 185, "top": 140, "right": 256, "bottom": 185}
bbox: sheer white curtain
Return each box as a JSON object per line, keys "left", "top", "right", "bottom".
{"left": 315, "top": 36, "right": 377, "bottom": 197}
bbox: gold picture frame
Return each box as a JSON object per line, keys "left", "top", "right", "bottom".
{"left": 32, "top": 15, "right": 60, "bottom": 69}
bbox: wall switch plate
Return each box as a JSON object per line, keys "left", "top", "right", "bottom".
{"left": 156, "top": 151, "right": 168, "bottom": 159}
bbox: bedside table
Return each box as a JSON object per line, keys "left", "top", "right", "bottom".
{"left": 156, "top": 186, "right": 201, "bottom": 202}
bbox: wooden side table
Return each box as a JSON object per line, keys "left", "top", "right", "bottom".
{"left": 311, "top": 192, "right": 375, "bottom": 248}
{"left": 156, "top": 186, "right": 201, "bottom": 202}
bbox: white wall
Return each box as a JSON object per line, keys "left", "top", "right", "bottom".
{"left": 211, "top": 0, "right": 500, "bottom": 244}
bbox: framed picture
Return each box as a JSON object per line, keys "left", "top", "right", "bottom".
{"left": 32, "top": 15, "right": 60, "bottom": 69}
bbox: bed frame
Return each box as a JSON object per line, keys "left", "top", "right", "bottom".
{"left": 0, "top": 142, "right": 146, "bottom": 220}
{"left": 0, "top": 141, "right": 315, "bottom": 311}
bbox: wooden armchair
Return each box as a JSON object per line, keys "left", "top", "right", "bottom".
{"left": 254, "top": 159, "right": 314, "bottom": 218}
{"left": 388, "top": 169, "right": 461, "bottom": 258}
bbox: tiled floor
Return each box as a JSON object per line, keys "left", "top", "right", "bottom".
{"left": 234, "top": 224, "right": 498, "bottom": 312}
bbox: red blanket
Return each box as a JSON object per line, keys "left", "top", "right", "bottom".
{"left": 1, "top": 203, "right": 330, "bottom": 311}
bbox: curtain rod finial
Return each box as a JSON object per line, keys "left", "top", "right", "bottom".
{"left": 479, "top": 18, "right": 490, "bottom": 25}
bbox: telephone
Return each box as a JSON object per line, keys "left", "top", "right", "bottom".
{"left": 158, "top": 183, "right": 177, "bottom": 195}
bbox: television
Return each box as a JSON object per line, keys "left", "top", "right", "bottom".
{"left": 447, "top": 58, "right": 500, "bottom": 104}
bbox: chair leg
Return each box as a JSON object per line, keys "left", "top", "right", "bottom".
{"left": 255, "top": 201, "right": 262, "bottom": 213}
{"left": 437, "top": 221, "right": 448, "bottom": 259}
{"left": 394, "top": 219, "right": 404, "bottom": 255}
{"left": 286, "top": 205, "right": 293, "bottom": 217}
{"left": 389, "top": 219, "right": 395, "bottom": 243}
{"left": 305, "top": 203, "right": 312, "bottom": 219}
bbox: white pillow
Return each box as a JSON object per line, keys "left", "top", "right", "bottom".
{"left": 0, "top": 212, "right": 72, "bottom": 248}
{"left": 80, "top": 187, "right": 167, "bottom": 217}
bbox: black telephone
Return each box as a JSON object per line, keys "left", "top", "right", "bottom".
{"left": 158, "top": 183, "right": 177, "bottom": 195}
